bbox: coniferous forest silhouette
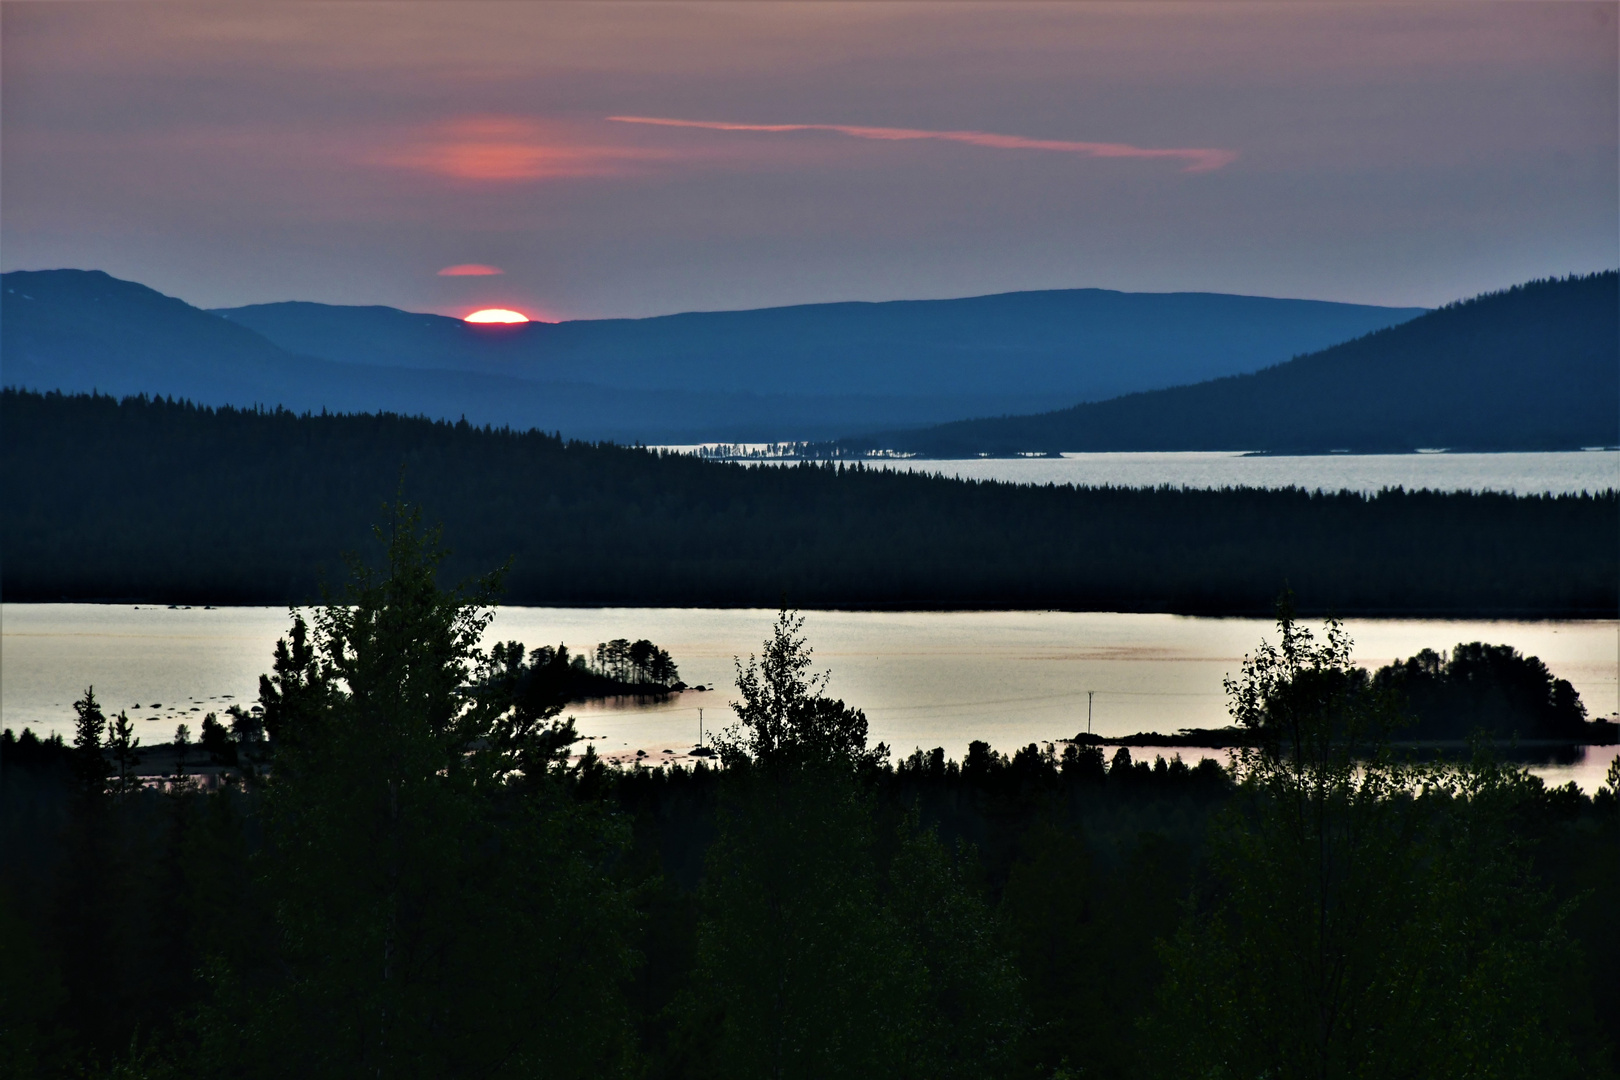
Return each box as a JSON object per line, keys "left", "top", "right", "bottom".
{"left": 5, "top": 6, "right": 1619, "bottom": 1077}
{"left": 4, "top": 389, "right": 1615, "bottom": 616}
{"left": 2, "top": 511, "right": 1617, "bottom": 1078}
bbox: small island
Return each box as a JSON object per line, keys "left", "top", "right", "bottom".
{"left": 1067, "top": 640, "right": 1619, "bottom": 755}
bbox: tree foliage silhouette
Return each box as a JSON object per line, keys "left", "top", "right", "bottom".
{"left": 211, "top": 504, "right": 635, "bottom": 1080}
{"left": 1147, "top": 600, "right": 1584, "bottom": 1078}
{"left": 697, "top": 611, "right": 1019, "bottom": 1080}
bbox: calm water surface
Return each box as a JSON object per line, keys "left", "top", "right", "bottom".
{"left": 5, "top": 604, "right": 1615, "bottom": 790}
{"left": 664, "top": 449, "right": 1619, "bottom": 495}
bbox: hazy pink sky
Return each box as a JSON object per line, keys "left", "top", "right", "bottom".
{"left": 2, "top": 2, "right": 1615, "bottom": 318}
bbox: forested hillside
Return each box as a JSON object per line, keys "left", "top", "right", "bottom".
{"left": 835, "top": 273, "right": 1619, "bottom": 454}
{"left": 4, "top": 389, "right": 1613, "bottom": 615}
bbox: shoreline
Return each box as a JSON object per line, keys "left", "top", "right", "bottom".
{"left": 6, "top": 599, "right": 1619, "bottom": 620}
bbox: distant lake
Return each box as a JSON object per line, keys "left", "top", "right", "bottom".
{"left": 661, "top": 449, "right": 1620, "bottom": 496}
{"left": 5, "top": 604, "right": 1615, "bottom": 791}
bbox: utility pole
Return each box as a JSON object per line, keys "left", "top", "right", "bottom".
{"left": 698, "top": 708, "right": 704, "bottom": 747}
{"left": 1087, "top": 691, "right": 1094, "bottom": 736}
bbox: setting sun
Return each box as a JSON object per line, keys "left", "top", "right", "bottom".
{"left": 463, "top": 308, "right": 530, "bottom": 324}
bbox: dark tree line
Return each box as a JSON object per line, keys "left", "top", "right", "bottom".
{"left": 1373, "top": 641, "right": 1594, "bottom": 741}
{"left": 2, "top": 518, "right": 1617, "bottom": 1078}
{"left": 3, "top": 388, "right": 1616, "bottom": 616}
{"left": 1212, "top": 620, "right": 1610, "bottom": 747}
{"left": 487, "top": 638, "right": 683, "bottom": 707}
{"left": 1079, "top": 633, "right": 1614, "bottom": 750}
{"left": 590, "top": 638, "right": 680, "bottom": 688}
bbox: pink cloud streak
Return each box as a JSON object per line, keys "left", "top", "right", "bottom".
{"left": 609, "top": 115, "right": 1236, "bottom": 173}
{"left": 379, "top": 118, "right": 667, "bottom": 181}
{"left": 438, "top": 263, "right": 503, "bottom": 276}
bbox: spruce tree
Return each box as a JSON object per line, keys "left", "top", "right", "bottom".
{"left": 57, "top": 687, "right": 122, "bottom": 1058}
{"left": 108, "top": 709, "right": 141, "bottom": 795}
{"left": 70, "top": 686, "right": 109, "bottom": 797}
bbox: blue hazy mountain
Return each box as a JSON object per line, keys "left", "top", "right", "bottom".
{"left": 5, "top": 268, "right": 1423, "bottom": 442}
{"left": 214, "top": 289, "right": 1424, "bottom": 409}
{"left": 833, "top": 272, "right": 1619, "bottom": 455}
{"left": 0, "top": 270, "right": 639, "bottom": 434}
{"left": 0, "top": 270, "right": 986, "bottom": 442}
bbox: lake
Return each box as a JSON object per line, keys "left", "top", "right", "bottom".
{"left": 663, "top": 448, "right": 1620, "bottom": 495}
{"left": 5, "top": 604, "right": 1615, "bottom": 791}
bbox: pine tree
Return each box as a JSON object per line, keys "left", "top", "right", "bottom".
{"left": 70, "top": 686, "right": 109, "bottom": 797}
{"left": 172, "top": 722, "right": 191, "bottom": 781}
{"left": 108, "top": 709, "right": 141, "bottom": 795}
{"left": 57, "top": 687, "right": 122, "bottom": 1059}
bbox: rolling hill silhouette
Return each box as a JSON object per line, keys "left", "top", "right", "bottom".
{"left": 0, "top": 270, "right": 988, "bottom": 441}
{"left": 831, "top": 273, "right": 1618, "bottom": 455}
{"left": 214, "top": 289, "right": 1424, "bottom": 408}
{"left": 5, "top": 268, "right": 1433, "bottom": 443}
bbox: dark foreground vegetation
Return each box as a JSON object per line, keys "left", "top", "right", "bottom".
{"left": 4, "top": 388, "right": 1616, "bottom": 615}
{"left": 2, "top": 514, "right": 1617, "bottom": 1079}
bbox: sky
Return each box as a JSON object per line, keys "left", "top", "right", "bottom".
{"left": 2, "top": 2, "right": 1616, "bottom": 320}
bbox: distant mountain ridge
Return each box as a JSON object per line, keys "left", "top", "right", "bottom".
{"left": 5, "top": 268, "right": 1424, "bottom": 442}
{"left": 829, "top": 273, "right": 1619, "bottom": 455}
{"left": 214, "top": 289, "right": 1425, "bottom": 408}
{"left": 0, "top": 270, "right": 705, "bottom": 440}
{"left": 0, "top": 271, "right": 1021, "bottom": 441}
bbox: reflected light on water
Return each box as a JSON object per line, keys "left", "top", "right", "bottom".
{"left": 5, "top": 604, "right": 1614, "bottom": 790}
{"left": 659, "top": 449, "right": 1620, "bottom": 497}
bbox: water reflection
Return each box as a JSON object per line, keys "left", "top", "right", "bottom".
{"left": 661, "top": 448, "right": 1620, "bottom": 496}
{"left": 4, "top": 604, "right": 1615, "bottom": 790}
